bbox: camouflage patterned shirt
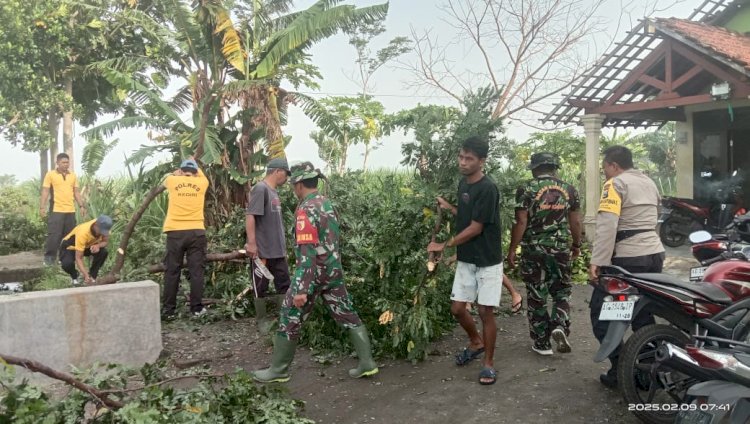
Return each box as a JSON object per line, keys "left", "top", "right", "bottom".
{"left": 292, "top": 192, "right": 343, "bottom": 296}
{"left": 514, "top": 175, "right": 581, "bottom": 250}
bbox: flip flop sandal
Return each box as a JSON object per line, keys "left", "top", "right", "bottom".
{"left": 479, "top": 367, "right": 497, "bottom": 385}
{"left": 455, "top": 347, "right": 485, "bottom": 366}
{"left": 511, "top": 299, "right": 523, "bottom": 314}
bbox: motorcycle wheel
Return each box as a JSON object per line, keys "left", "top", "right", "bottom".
{"left": 659, "top": 217, "right": 687, "bottom": 248}
{"left": 618, "top": 324, "right": 691, "bottom": 424}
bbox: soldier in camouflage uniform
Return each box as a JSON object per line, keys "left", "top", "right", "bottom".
{"left": 507, "top": 152, "right": 583, "bottom": 356}
{"left": 252, "top": 162, "right": 378, "bottom": 383}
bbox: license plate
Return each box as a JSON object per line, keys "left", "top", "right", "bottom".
{"left": 658, "top": 209, "right": 673, "bottom": 223}
{"left": 598, "top": 301, "right": 635, "bottom": 321}
{"left": 690, "top": 266, "right": 707, "bottom": 281}
{"left": 676, "top": 410, "right": 713, "bottom": 424}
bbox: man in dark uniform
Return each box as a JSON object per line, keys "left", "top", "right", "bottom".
{"left": 253, "top": 162, "right": 378, "bottom": 383}
{"left": 508, "top": 152, "right": 582, "bottom": 355}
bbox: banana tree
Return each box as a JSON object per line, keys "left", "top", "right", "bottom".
{"left": 224, "top": 0, "right": 389, "bottom": 159}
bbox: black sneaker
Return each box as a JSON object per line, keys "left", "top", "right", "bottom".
{"left": 161, "top": 312, "right": 177, "bottom": 322}
{"left": 600, "top": 371, "right": 618, "bottom": 389}
{"left": 532, "top": 340, "right": 553, "bottom": 356}
{"left": 191, "top": 307, "right": 208, "bottom": 318}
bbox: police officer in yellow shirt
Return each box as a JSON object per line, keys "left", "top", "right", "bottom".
{"left": 161, "top": 158, "right": 209, "bottom": 320}
{"left": 60, "top": 215, "right": 113, "bottom": 285}
{"left": 40, "top": 153, "right": 87, "bottom": 265}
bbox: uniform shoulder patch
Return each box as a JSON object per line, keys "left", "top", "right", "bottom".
{"left": 296, "top": 209, "right": 319, "bottom": 244}
{"left": 598, "top": 179, "right": 622, "bottom": 215}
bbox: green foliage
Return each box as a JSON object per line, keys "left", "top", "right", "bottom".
{"left": 0, "top": 0, "right": 174, "bottom": 152}
{"left": 0, "top": 180, "right": 45, "bottom": 255}
{"left": 298, "top": 172, "right": 455, "bottom": 361}
{"left": 0, "top": 362, "right": 313, "bottom": 423}
{"left": 82, "top": 137, "right": 119, "bottom": 176}
{"left": 300, "top": 95, "right": 386, "bottom": 173}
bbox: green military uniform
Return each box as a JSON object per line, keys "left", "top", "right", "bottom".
{"left": 253, "top": 162, "right": 377, "bottom": 383}
{"left": 514, "top": 153, "right": 580, "bottom": 347}
{"left": 278, "top": 190, "right": 362, "bottom": 338}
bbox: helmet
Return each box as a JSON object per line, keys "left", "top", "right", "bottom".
{"left": 528, "top": 152, "right": 561, "bottom": 170}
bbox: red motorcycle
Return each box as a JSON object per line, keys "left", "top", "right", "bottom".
{"left": 659, "top": 171, "right": 744, "bottom": 247}
{"left": 593, "top": 216, "right": 750, "bottom": 423}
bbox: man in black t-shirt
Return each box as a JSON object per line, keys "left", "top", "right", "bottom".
{"left": 428, "top": 136, "right": 503, "bottom": 385}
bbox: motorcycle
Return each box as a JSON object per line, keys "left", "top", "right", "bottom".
{"left": 657, "top": 336, "right": 750, "bottom": 423}
{"left": 593, "top": 243, "right": 750, "bottom": 423}
{"left": 659, "top": 170, "right": 744, "bottom": 247}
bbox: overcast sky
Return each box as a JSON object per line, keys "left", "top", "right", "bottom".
{"left": 1, "top": 0, "right": 704, "bottom": 182}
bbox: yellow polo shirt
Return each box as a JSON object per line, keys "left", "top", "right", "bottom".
{"left": 62, "top": 219, "right": 105, "bottom": 251}
{"left": 163, "top": 169, "right": 209, "bottom": 232}
{"left": 42, "top": 170, "right": 78, "bottom": 213}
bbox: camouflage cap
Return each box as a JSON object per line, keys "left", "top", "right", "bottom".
{"left": 290, "top": 161, "right": 323, "bottom": 184}
{"left": 528, "top": 152, "right": 560, "bottom": 170}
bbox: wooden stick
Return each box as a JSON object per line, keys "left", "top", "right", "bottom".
{"left": 100, "top": 373, "right": 225, "bottom": 394}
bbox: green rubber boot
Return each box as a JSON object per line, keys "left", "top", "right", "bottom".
{"left": 252, "top": 334, "right": 297, "bottom": 383}
{"left": 254, "top": 297, "right": 274, "bottom": 334}
{"left": 347, "top": 326, "right": 379, "bottom": 378}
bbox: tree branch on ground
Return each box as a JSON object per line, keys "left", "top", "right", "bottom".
{"left": 0, "top": 353, "right": 125, "bottom": 409}
{"left": 147, "top": 251, "right": 246, "bottom": 273}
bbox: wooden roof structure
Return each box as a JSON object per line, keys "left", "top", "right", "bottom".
{"left": 543, "top": 0, "right": 750, "bottom": 127}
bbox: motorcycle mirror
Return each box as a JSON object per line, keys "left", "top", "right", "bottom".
{"left": 732, "top": 170, "right": 738, "bottom": 177}
{"left": 689, "top": 231, "right": 712, "bottom": 244}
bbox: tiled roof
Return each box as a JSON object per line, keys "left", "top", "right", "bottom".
{"left": 655, "top": 17, "right": 750, "bottom": 70}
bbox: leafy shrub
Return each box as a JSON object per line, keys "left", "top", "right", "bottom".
{"left": 0, "top": 362, "right": 313, "bottom": 423}
{"left": 0, "top": 181, "right": 45, "bottom": 255}
{"left": 292, "top": 172, "right": 456, "bottom": 361}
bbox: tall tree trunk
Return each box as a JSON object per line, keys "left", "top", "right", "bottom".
{"left": 39, "top": 149, "right": 49, "bottom": 181}
{"left": 338, "top": 133, "right": 349, "bottom": 175}
{"left": 48, "top": 109, "right": 60, "bottom": 162}
{"left": 63, "top": 77, "right": 74, "bottom": 169}
{"left": 362, "top": 142, "right": 371, "bottom": 171}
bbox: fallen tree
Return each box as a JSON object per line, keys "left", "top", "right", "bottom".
{"left": 146, "top": 250, "right": 246, "bottom": 273}
{"left": 96, "top": 185, "right": 166, "bottom": 285}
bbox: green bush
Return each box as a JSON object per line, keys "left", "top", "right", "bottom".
{"left": 292, "top": 172, "right": 456, "bottom": 361}
{"left": 0, "top": 181, "right": 46, "bottom": 256}
{"left": 0, "top": 362, "right": 313, "bottom": 423}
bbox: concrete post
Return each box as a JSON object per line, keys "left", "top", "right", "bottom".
{"left": 675, "top": 118, "right": 693, "bottom": 198}
{"left": 582, "top": 114, "right": 604, "bottom": 242}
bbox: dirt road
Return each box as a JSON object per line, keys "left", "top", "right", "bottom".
{"left": 162, "top": 248, "right": 696, "bottom": 423}
{"left": 164, "top": 284, "right": 640, "bottom": 424}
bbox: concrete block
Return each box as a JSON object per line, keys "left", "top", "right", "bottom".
{"left": 0, "top": 251, "right": 44, "bottom": 283}
{"left": 0, "top": 281, "right": 162, "bottom": 380}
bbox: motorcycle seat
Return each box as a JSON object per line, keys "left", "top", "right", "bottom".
{"left": 632, "top": 273, "right": 733, "bottom": 305}
{"left": 671, "top": 197, "right": 705, "bottom": 208}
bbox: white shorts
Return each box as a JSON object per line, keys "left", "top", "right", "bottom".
{"left": 451, "top": 261, "right": 503, "bottom": 307}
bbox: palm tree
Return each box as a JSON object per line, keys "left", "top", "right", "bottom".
{"left": 300, "top": 95, "right": 384, "bottom": 173}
